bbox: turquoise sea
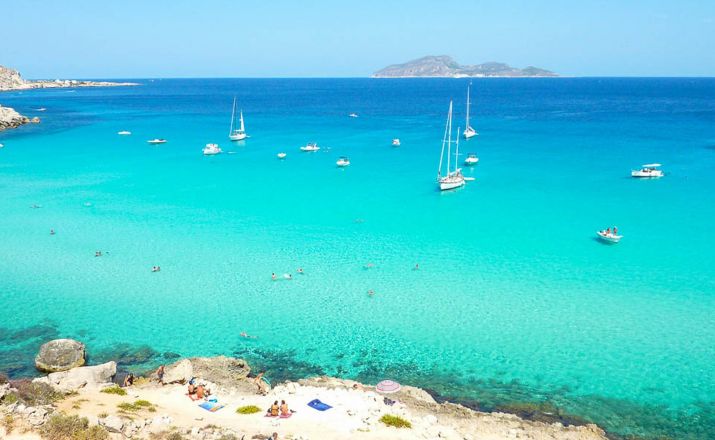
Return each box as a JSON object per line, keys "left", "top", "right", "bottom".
{"left": 1, "top": 78, "right": 714, "bottom": 439}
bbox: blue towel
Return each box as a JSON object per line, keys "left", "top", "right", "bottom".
{"left": 199, "top": 401, "right": 225, "bottom": 412}
{"left": 307, "top": 399, "right": 332, "bottom": 411}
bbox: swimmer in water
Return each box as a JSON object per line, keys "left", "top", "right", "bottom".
{"left": 50, "top": 229, "right": 55, "bottom": 235}
{"left": 283, "top": 273, "right": 292, "bottom": 280}
{"left": 364, "top": 262, "right": 374, "bottom": 269}
{"left": 240, "top": 331, "right": 258, "bottom": 339}
{"left": 413, "top": 263, "right": 419, "bottom": 270}
{"left": 368, "top": 289, "right": 375, "bottom": 297}
{"left": 272, "top": 273, "right": 277, "bottom": 281}
{"left": 297, "top": 268, "right": 304, "bottom": 274}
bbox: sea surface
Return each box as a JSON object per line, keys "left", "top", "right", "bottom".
{"left": 1, "top": 78, "right": 714, "bottom": 439}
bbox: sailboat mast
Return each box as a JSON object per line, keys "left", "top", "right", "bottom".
{"left": 465, "top": 83, "right": 470, "bottom": 129}
{"left": 446, "top": 101, "right": 453, "bottom": 175}
{"left": 229, "top": 97, "right": 236, "bottom": 135}
{"left": 438, "top": 102, "right": 451, "bottom": 178}
{"left": 455, "top": 126, "right": 460, "bottom": 173}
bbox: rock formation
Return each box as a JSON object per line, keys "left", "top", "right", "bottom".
{"left": 0, "top": 104, "right": 38, "bottom": 132}
{"left": 32, "top": 361, "right": 116, "bottom": 392}
{"left": 34, "top": 339, "right": 86, "bottom": 373}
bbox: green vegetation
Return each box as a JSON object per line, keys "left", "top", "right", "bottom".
{"left": 117, "top": 399, "right": 156, "bottom": 412}
{"left": 235, "top": 405, "right": 261, "bottom": 414}
{"left": 100, "top": 385, "right": 127, "bottom": 396}
{"left": 379, "top": 414, "right": 412, "bottom": 428}
{"left": 98, "top": 412, "right": 108, "bottom": 419}
{"left": 40, "top": 413, "right": 109, "bottom": 440}
{"left": 149, "top": 431, "right": 186, "bottom": 440}
{"left": 4, "top": 380, "right": 63, "bottom": 406}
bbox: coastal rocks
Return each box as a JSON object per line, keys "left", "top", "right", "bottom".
{"left": 99, "top": 415, "right": 124, "bottom": 433}
{"left": 35, "top": 338, "right": 86, "bottom": 372}
{"left": 0, "top": 105, "right": 30, "bottom": 132}
{"left": 0, "top": 64, "right": 139, "bottom": 92}
{"left": 163, "top": 356, "right": 250, "bottom": 388}
{"left": 33, "top": 361, "right": 116, "bottom": 392}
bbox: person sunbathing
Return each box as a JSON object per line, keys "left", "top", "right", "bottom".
{"left": 280, "top": 400, "right": 290, "bottom": 416}
{"left": 196, "top": 384, "right": 206, "bottom": 400}
{"left": 187, "top": 383, "right": 197, "bottom": 400}
{"left": 267, "top": 400, "right": 279, "bottom": 417}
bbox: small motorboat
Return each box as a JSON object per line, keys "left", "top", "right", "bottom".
{"left": 631, "top": 163, "right": 663, "bottom": 178}
{"left": 117, "top": 130, "right": 131, "bottom": 135}
{"left": 202, "top": 143, "right": 222, "bottom": 155}
{"left": 596, "top": 230, "right": 622, "bottom": 243}
{"left": 464, "top": 153, "right": 479, "bottom": 165}
{"left": 147, "top": 138, "right": 167, "bottom": 144}
{"left": 349, "top": 113, "right": 359, "bottom": 118}
{"left": 336, "top": 156, "right": 350, "bottom": 167}
{"left": 300, "top": 142, "right": 320, "bottom": 152}
{"left": 36, "top": 107, "right": 47, "bottom": 112}
{"left": 277, "top": 152, "right": 287, "bottom": 159}
{"left": 392, "top": 138, "right": 401, "bottom": 147}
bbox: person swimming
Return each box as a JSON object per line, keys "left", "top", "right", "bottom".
{"left": 240, "top": 331, "right": 258, "bottom": 339}
{"left": 95, "top": 251, "right": 102, "bottom": 257}
{"left": 413, "top": 263, "right": 419, "bottom": 270}
{"left": 364, "top": 262, "right": 374, "bottom": 269}
{"left": 271, "top": 273, "right": 277, "bottom": 281}
{"left": 297, "top": 268, "right": 304, "bottom": 274}
{"left": 50, "top": 229, "right": 55, "bottom": 235}
{"left": 283, "top": 273, "right": 292, "bottom": 280}
{"left": 368, "top": 289, "right": 375, "bottom": 297}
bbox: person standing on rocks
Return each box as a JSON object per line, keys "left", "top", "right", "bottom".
{"left": 155, "top": 365, "right": 165, "bottom": 385}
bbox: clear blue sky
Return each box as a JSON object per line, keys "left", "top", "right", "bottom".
{"left": 2, "top": 0, "right": 714, "bottom": 78}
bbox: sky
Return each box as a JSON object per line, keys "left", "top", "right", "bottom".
{"left": 1, "top": 0, "right": 714, "bottom": 78}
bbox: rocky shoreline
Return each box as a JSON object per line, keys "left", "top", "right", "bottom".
{"left": 0, "top": 339, "right": 609, "bottom": 440}
{"left": 0, "top": 104, "right": 40, "bottom": 132}
{"left": 0, "top": 65, "right": 138, "bottom": 92}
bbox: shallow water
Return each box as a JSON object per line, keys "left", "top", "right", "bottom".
{"left": 1, "top": 78, "right": 714, "bottom": 439}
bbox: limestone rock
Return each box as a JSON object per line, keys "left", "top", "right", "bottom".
{"left": 162, "top": 358, "right": 193, "bottom": 384}
{"left": 163, "top": 356, "right": 250, "bottom": 388}
{"left": 33, "top": 361, "right": 116, "bottom": 392}
{"left": 0, "top": 105, "right": 30, "bottom": 132}
{"left": 35, "top": 339, "right": 86, "bottom": 373}
{"left": 99, "top": 415, "right": 124, "bottom": 433}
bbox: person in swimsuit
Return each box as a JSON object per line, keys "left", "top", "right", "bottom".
{"left": 268, "top": 400, "right": 279, "bottom": 417}
{"left": 280, "top": 400, "right": 290, "bottom": 416}
{"left": 155, "top": 365, "right": 165, "bottom": 385}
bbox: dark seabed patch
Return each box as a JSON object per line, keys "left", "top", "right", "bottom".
{"left": 0, "top": 323, "right": 60, "bottom": 378}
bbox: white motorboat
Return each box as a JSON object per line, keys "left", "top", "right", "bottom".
{"left": 392, "top": 138, "right": 401, "bottom": 147}
{"left": 463, "top": 82, "right": 478, "bottom": 139}
{"left": 36, "top": 108, "right": 47, "bottom": 112}
{"left": 277, "top": 152, "right": 287, "bottom": 159}
{"left": 631, "top": 163, "right": 663, "bottom": 178}
{"left": 202, "top": 143, "right": 222, "bottom": 155}
{"left": 464, "top": 153, "right": 479, "bottom": 165}
{"left": 228, "top": 97, "right": 248, "bottom": 141}
{"left": 336, "top": 156, "right": 350, "bottom": 167}
{"left": 597, "top": 230, "right": 622, "bottom": 243}
{"left": 437, "top": 101, "right": 466, "bottom": 191}
{"left": 300, "top": 142, "right": 320, "bottom": 152}
{"left": 349, "top": 113, "right": 359, "bottom": 118}
{"left": 117, "top": 130, "right": 131, "bottom": 135}
{"left": 147, "top": 139, "right": 167, "bottom": 144}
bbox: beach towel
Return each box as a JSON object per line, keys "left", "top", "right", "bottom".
{"left": 279, "top": 412, "right": 293, "bottom": 419}
{"left": 198, "top": 401, "right": 225, "bottom": 412}
{"left": 307, "top": 399, "right": 332, "bottom": 411}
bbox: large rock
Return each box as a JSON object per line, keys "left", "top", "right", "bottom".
{"left": 0, "top": 105, "right": 31, "bottom": 132}
{"left": 35, "top": 339, "right": 86, "bottom": 373}
{"left": 99, "top": 415, "right": 124, "bottom": 433}
{"left": 162, "top": 356, "right": 250, "bottom": 387}
{"left": 33, "top": 361, "right": 116, "bottom": 392}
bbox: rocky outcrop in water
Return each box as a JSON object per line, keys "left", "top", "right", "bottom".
{"left": 0, "top": 104, "right": 39, "bottom": 132}
{"left": 162, "top": 355, "right": 252, "bottom": 388}
{"left": 0, "top": 65, "right": 138, "bottom": 91}
{"left": 373, "top": 55, "right": 557, "bottom": 78}
{"left": 34, "top": 339, "right": 86, "bottom": 373}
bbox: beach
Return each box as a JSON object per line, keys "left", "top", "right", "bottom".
{"left": 1, "top": 78, "right": 714, "bottom": 439}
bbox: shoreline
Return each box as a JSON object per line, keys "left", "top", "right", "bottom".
{"left": 1, "top": 355, "right": 609, "bottom": 440}
{"left": 0, "top": 80, "right": 140, "bottom": 92}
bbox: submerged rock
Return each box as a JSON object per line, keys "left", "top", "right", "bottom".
{"left": 34, "top": 339, "right": 86, "bottom": 373}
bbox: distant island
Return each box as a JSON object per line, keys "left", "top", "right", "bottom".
{"left": 0, "top": 65, "right": 138, "bottom": 92}
{"left": 372, "top": 55, "right": 557, "bottom": 78}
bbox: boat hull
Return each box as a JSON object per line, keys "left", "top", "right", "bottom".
{"left": 463, "top": 129, "right": 478, "bottom": 139}
{"left": 596, "top": 231, "right": 622, "bottom": 243}
{"left": 230, "top": 133, "right": 247, "bottom": 141}
{"left": 439, "top": 179, "right": 466, "bottom": 191}
{"left": 631, "top": 170, "right": 663, "bottom": 178}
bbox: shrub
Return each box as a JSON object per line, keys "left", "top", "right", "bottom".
{"left": 379, "top": 414, "right": 412, "bottom": 428}
{"left": 39, "top": 413, "right": 107, "bottom": 440}
{"left": 117, "top": 399, "right": 156, "bottom": 412}
{"left": 100, "top": 385, "right": 126, "bottom": 396}
{"left": 235, "top": 405, "right": 261, "bottom": 415}
{"left": 2, "top": 393, "right": 19, "bottom": 405}
{"left": 98, "top": 412, "right": 108, "bottom": 419}
{"left": 2, "top": 414, "right": 14, "bottom": 434}
{"left": 8, "top": 380, "right": 63, "bottom": 406}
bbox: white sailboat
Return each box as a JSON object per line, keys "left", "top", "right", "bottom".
{"left": 437, "top": 101, "right": 466, "bottom": 191}
{"left": 463, "top": 83, "right": 478, "bottom": 139}
{"left": 228, "top": 97, "right": 248, "bottom": 141}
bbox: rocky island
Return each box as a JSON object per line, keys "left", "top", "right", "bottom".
{"left": 372, "top": 55, "right": 557, "bottom": 78}
{"left": 0, "top": 339, "right": 608, "bottom": 440}
{"left": 0, "top": 65, "right": 138, "bottom": 92}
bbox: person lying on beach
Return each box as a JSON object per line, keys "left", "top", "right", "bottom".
{"left": 196, "top": 384, "right": 207, "bottom": 400}
{"left": 267, "top": 400, "right": 279, "bottom": 417}
{"left": 187, "top": 383, "right": 198, "bottom": 400}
